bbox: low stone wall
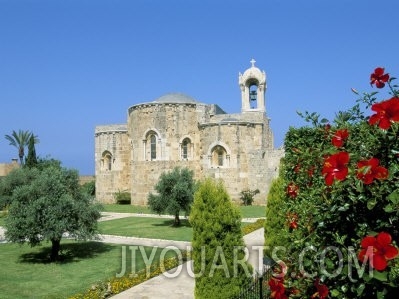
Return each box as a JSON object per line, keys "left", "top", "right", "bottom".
{"left": 0, "top": 160, "right": 19, "bottom": 177}
{"left": 79, "top": 175, "right": 95, "bottom": 185}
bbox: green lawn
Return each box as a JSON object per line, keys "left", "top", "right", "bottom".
{"left": 0, "top": 240, "right": 176, "bottom": 299}
{"left": 102, "top": 204, "right": 265, "bottom": 218}
{"left": 99, "top": 216, "right": 255, "bottom": 241}
{"left": 99, "top": 216, "right": 192, "bottom": 241}
{"left": 0, "top": 216, "right": 5, "bottom": 227}
{"left": 102, "top": 204, "right": 152, "bottom": 214}
{"left": 238, "top": 205, "right": 266, "bottom": 218}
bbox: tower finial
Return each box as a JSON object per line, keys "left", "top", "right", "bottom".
{"left": 250, "top": 58, "right": 256, "bottom": 67}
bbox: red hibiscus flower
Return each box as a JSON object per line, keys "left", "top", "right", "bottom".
{"left": 287, "top": 213, "right": 298, "bottom": 230}
{"left": 357, "top": 157, "right": 388, "bottom": 184}
{"left": 369, "top": 97, "right": 399, "bottom": 130}
{"left": 268, "top": 278, "right": 287, "bottom": 299}
{"left": 322, "top": 152, "right": 349, "bottom": 186}
{"left": 332, "top": 129, "right": 349, "bottom": 147}
{"left": 286, "top": 182, "right": 299, "bottom": 198}
{"left": 311, "top": 278, "right": 329, "bottom": 299}
{"left": 370, "top": 67, "right": 390, "bottom": 88}
{"left": 358, "top": 232, "right": 399, "bottom": 271}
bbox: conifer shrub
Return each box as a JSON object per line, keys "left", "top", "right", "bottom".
{"left": 190, "top": 178, "right": 252, "bottom": 299}
{"left": 264, "top": 176, "right": 290, "bottom": 257}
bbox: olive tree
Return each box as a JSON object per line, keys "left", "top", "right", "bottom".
{"left": 147, "top": 167, "right": 195, "bottom": 226}
{"left": 5, "top": 163, "right": 102, "bottom": 261}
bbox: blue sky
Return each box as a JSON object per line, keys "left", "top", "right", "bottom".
{"left": 1, "top": 0, "right": 398, "bottom": 175}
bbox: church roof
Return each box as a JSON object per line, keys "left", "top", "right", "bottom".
{"left": 152, "top": 93, "right": 198, "bottom": 104}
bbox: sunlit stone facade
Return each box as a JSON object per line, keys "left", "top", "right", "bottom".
{"left": 95, "top": 60, "right": 284, "bottom": 204}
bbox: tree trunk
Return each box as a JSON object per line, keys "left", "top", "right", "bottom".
{"left": 174, "top": 214, "right": 180, "bottom": 226}
{"left": 50, "top": 239, "right": 61, "bottom": 261}
{"left": 18, "top": 147, "right": 24, "bottom": 165}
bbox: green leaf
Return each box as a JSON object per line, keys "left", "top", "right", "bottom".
{"left": 356, "top": 283, "right": 365, "bottom": 296}
{"left": 341, "top": 284, "right": 348, "bottom": 293}
{"left": 387, "top": 191, "right": 399, "bottom": 204}
{"left": 384, "top": 204, "right": 394, "bottom": 213}
{"left": 338, "top": 203, "right": 350, "bottom": 211}
{"left": 330, "top": 289, "right": 341, "bottom": 297}
{"left": 372, "top": 270, "right": 388, "bottom": 282}
{"left": 377, "top": 289, "right": 388, "bottom": 299}
{"left": 367, "top": 198, "right": 377, "bottom": 210}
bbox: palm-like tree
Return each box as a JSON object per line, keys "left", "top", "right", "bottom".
{"left": 5, "top": 130, "right": 39, "bottom": 165}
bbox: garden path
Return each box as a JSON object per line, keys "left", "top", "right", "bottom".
{"left": 109, "top": 227, "right": 265, "bottom": 299}
{"left": 0, "top": 226, "right": 5, "bottom": 242}
{"left": 100, "top": 211, "right": 264, "bottom": 223}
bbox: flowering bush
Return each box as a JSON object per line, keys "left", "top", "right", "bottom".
{"left": 265, "top": 67, "right": 399, "bottom": 298}
{"left": 68, "top": 252, "right": 189, "bottom": 299}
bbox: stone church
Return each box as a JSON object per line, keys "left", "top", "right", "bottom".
{"left": 95, "top": 60, "right": 284, "bottom": 205}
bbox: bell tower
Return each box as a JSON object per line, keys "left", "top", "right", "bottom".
{"left": 239, "top": 59, "right": 267, "bottom": 113}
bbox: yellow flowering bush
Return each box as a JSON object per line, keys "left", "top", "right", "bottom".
{"left": 69, "top": 251, "right": 189, "bottom": 299}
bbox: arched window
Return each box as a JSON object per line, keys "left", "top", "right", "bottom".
{"left": 181, "top": 137, "right": 192, "bottom": 160}
{"left": 249, "top": 83, "right": 258, "bottom": 109}
{"left": 211, "top": 145, "right": 227, "bottom": 167}
{"left": 144, "top": 130, "right": 159, "bottom": 161}
{"left": 150, "top": 134, "right": 156, "bottom": 160}
{"left": 218, "top": 150, "right": 223, "bottom": 166}
{"left": 102, "top": 151, "right": 113, "bottom": 171}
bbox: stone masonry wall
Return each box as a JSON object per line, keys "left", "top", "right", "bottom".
{"left": 128, "top": 103, "right": 203, "bottom": 205}
{"left": 0, "top": 160, "right": 19, "bottom": 177}
{"left": 95, "top": 125, "right": 131, "bottom": 203}
{"left": 95, "top": 103, "right": 284, "bottom": 206}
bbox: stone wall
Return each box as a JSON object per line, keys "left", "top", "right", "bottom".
{"left": 95, "top": 124, "right": 131, "bottom": 203}
{"left": 95, "top": 102, "right": 284, "bottom": 205}
{"left": 128, "top": 103, "right": 204, "bottom": 205}
{"left": 0, "top": 159, "right": 19, "bottom": 177}
{"left": 79, "top": 175, "right": 95, "bottom": 185}
{"left": 199, "top": 112, "right": 281, "bottom": 204}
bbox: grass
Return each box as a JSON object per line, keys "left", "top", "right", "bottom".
{"left": 102, "top": 204, "right": 152, "bottom": 214}
{"left": 102, "top": 204, "right": 265, "bottom": 218}
{"left": 0, "top": 240, "right": 177, "bottom": 299}
{"left": 99, "top": 216, "right": 257, "bottom": 241}
{"left": 0, "top": 216, "right": 5, "bottom": 227}
{"left": 238, "top": 205, "right": 266, "bottom": 218}
{"left": 99, "top": 216, "right": 192, "bottom": 241}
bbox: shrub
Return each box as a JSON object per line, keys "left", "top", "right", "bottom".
{"left": 114, "top": 190, "right": 131, "bottom": 205}
{"left": 242, "top": 218, "right": 265, "bottom": 235}
{"left": 269, "top": 67, "right": 399, "bottom": 298}
{"left": 264, "top": 176, "right": 290, "bottom": 257}
{"left": 190, "top": 178, "right": 252, "bottom": 299}
{"left": 81, "top": 180, "right": 95, "bottom": 196}
{"left": 69, "top": 251, "right": 189, "bottom": 298}
{"left": 239, "top": 188, "right": 260, "bottom": 206}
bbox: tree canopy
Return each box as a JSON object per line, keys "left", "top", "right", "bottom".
{"left": 4, "top": 130, "right": 39, "bottom": 165}
{"left": 25, "top": 134, "right": 38, "bottom": 168}
{"left": 147, "top": 167, "right": 195, "bottom": 226}
{"left": 4, "top": 161, "right": 102, "bottom": 261}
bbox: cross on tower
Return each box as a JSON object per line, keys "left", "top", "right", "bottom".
{"left": 250, "top": 58, "right": 256, "bottom": 67}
